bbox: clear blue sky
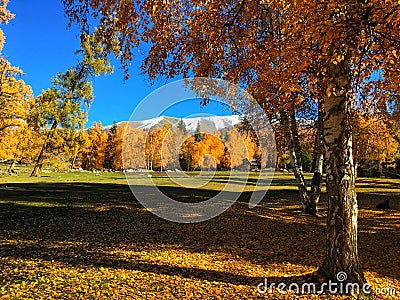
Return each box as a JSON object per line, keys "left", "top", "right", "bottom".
{"left": 1, "top": 0, "right": 232, "bottom": 127}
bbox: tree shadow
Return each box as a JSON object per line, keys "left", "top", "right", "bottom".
{"left": 0, "top": 180, "right": 399, "bottom": 286}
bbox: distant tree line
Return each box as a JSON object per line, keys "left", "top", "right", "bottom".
{"left": 1, "top": 113, "right": 399, "bottom": 175}
{"left": 77, "top": 121, "right": 261, "bottom": 172}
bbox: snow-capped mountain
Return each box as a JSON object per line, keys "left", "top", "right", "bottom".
{"left": 104, "top": 115, "right": 241, "bottom": 133}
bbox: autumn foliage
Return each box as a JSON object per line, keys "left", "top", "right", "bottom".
{"left": 77, "top": 122, "right": 262, "bottom": 172}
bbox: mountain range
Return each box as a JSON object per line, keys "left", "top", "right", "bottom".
{"left": 104, "top": 115, "right": 242, "bottom": 133}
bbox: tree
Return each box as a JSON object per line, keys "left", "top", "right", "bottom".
{"left": 223, "top": 129, "right": 255, "bottom": 170}
{"left": 0, "top": 1, "right": 39, "bottom": 172}
{"left": 220, "top": 146, "right": 231, "bottom": 170}
{"left": 352, "top": 112, "right": 399, "bottom": 166}
{"left": 67, "top": 128, "right": 88, "bottom": 169}
{"left": 104, "top": 122, "right": 118, "bottom": 170}
{"left": 188, "top": 132, "right": 225, "bottom": 170}
{"left": 103, "top": 121, "right": 125, "bottom": 171}
{"left": 194, "top": 121, "right": 202, "bottom": 142}
{"left": 81, "top": 122, "right": 108, "bottom": 170}
{"left": 144, "top": 124, "right": 171, "bottom": 171}
{"left": 122, "top": 124, "right": 147, "bottom": 170}
{"left": 280, "top": 109, "right": 310, "bottom": 214}
{"left": 179, "top": 135, "right": 195, "bottom": 171}
{"left": 161, "top": 125, "right": 188, "bottom": 170}
{"left": 0, "top": 81, "right": 39, "bottom": 173}
{"left": 310, "top": 104, "right": 325, "bottom": 215}
{"left": 31, "top": 32, "right": 113, "bottom": 176}
{"left": 0, "top": 125, "right": 43, "bottom": 173}
{"left": 0, "top": 59, "right": 33, "bottom": 137}
{"left": 63, "top": 0, "right": 400, "bottom": 292}
{"left": 177, "top": 118, "right": 187, "bottom": 135}
{"left": 113, "top": 123, "right": 126, "bottom": 171}
{"left": 0, "top": 0, "right": 13, "bottom": 54}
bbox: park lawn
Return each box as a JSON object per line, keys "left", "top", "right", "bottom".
{"left": 0, "top": 167, "right": 399, "bottom": 299}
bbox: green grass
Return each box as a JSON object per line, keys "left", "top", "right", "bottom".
{"left": 1, "top": 161, "right": 399, "bottom": 208}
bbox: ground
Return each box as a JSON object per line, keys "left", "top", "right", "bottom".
{"left": 0, "top": 164, "right": 399, "bottom": 299}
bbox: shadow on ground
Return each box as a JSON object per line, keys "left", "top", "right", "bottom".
{"left": 0, "top": 179, "right": 399, "bottom": 287}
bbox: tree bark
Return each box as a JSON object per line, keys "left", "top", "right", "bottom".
{"left": 280, "top": 109, "right": 311, "bottom": 214}
{"left": 318, "top": 58, "right": 369, "bottom": 296}
{"left": 310, "top": 102, "right": 324, "bottom": 215}
{"left": 354, "top": 160, "right": 358, "bottom": 179}
{"left": 31, "top": 120, "right": 58, "bottom": 177}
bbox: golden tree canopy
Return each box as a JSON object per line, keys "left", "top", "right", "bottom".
{"left": 63, "top": 0, "right": 400, "bottom": 115}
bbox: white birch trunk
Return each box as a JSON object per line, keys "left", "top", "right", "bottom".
{"left": 280, "top": 109, "right": 311, "bottom": 213}
{"left": 319, "top": 58, "right": 370, "bottom": 297}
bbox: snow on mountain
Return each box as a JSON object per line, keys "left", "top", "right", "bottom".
{"left": 104, "top": 115, "right": 241, "bottom": 133}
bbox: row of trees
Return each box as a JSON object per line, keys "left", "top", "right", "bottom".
{"left": 0, "top": 0, "right": 113, "bottom": 176}
{"left": 4, "top": 110, "right": 395, "bottom": 173}
{"left": 82, "top": 121, "right": 260, "bottom": 172}
{"left": 1, "top": 111, "right": 398, "bottom": 175}
{"left": 80, "top": 122, "right": 123, "bottom": 171}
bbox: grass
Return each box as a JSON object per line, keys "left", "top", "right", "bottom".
{"left": 0, "top": 162, "right": 399, "bottom": 299}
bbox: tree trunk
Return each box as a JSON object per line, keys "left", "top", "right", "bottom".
{"left": 70, "top": 154, "right": 77, "bottom": 169}
{"left": 354, "top": 160, "right": 358, "bottom": 179}
{"left": 31, "top": 145, "right": 46, "bottom": 177}
{"left": 31, "top": 120, "right": 58, "bottom": 177}
{"left": 7, "top": 135, "right": 25, "bottom": 175}
{"left": 8, "top": 140, "right": 21, "bottom": 174}
{"left": 310, "top": 103, "right": 324, "bottom": 215}
{"left": 318, "top": 59, "right": 370, "bottom": 296}
{"left": 280, "top": 109, "right": 311, "bottom": 214}
{"left": 8, "top": 159, "right": 16, "bottom": 174}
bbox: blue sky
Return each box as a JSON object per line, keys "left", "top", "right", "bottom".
{"left": 1, "top": 0, "right": 232, "bottom": 126}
